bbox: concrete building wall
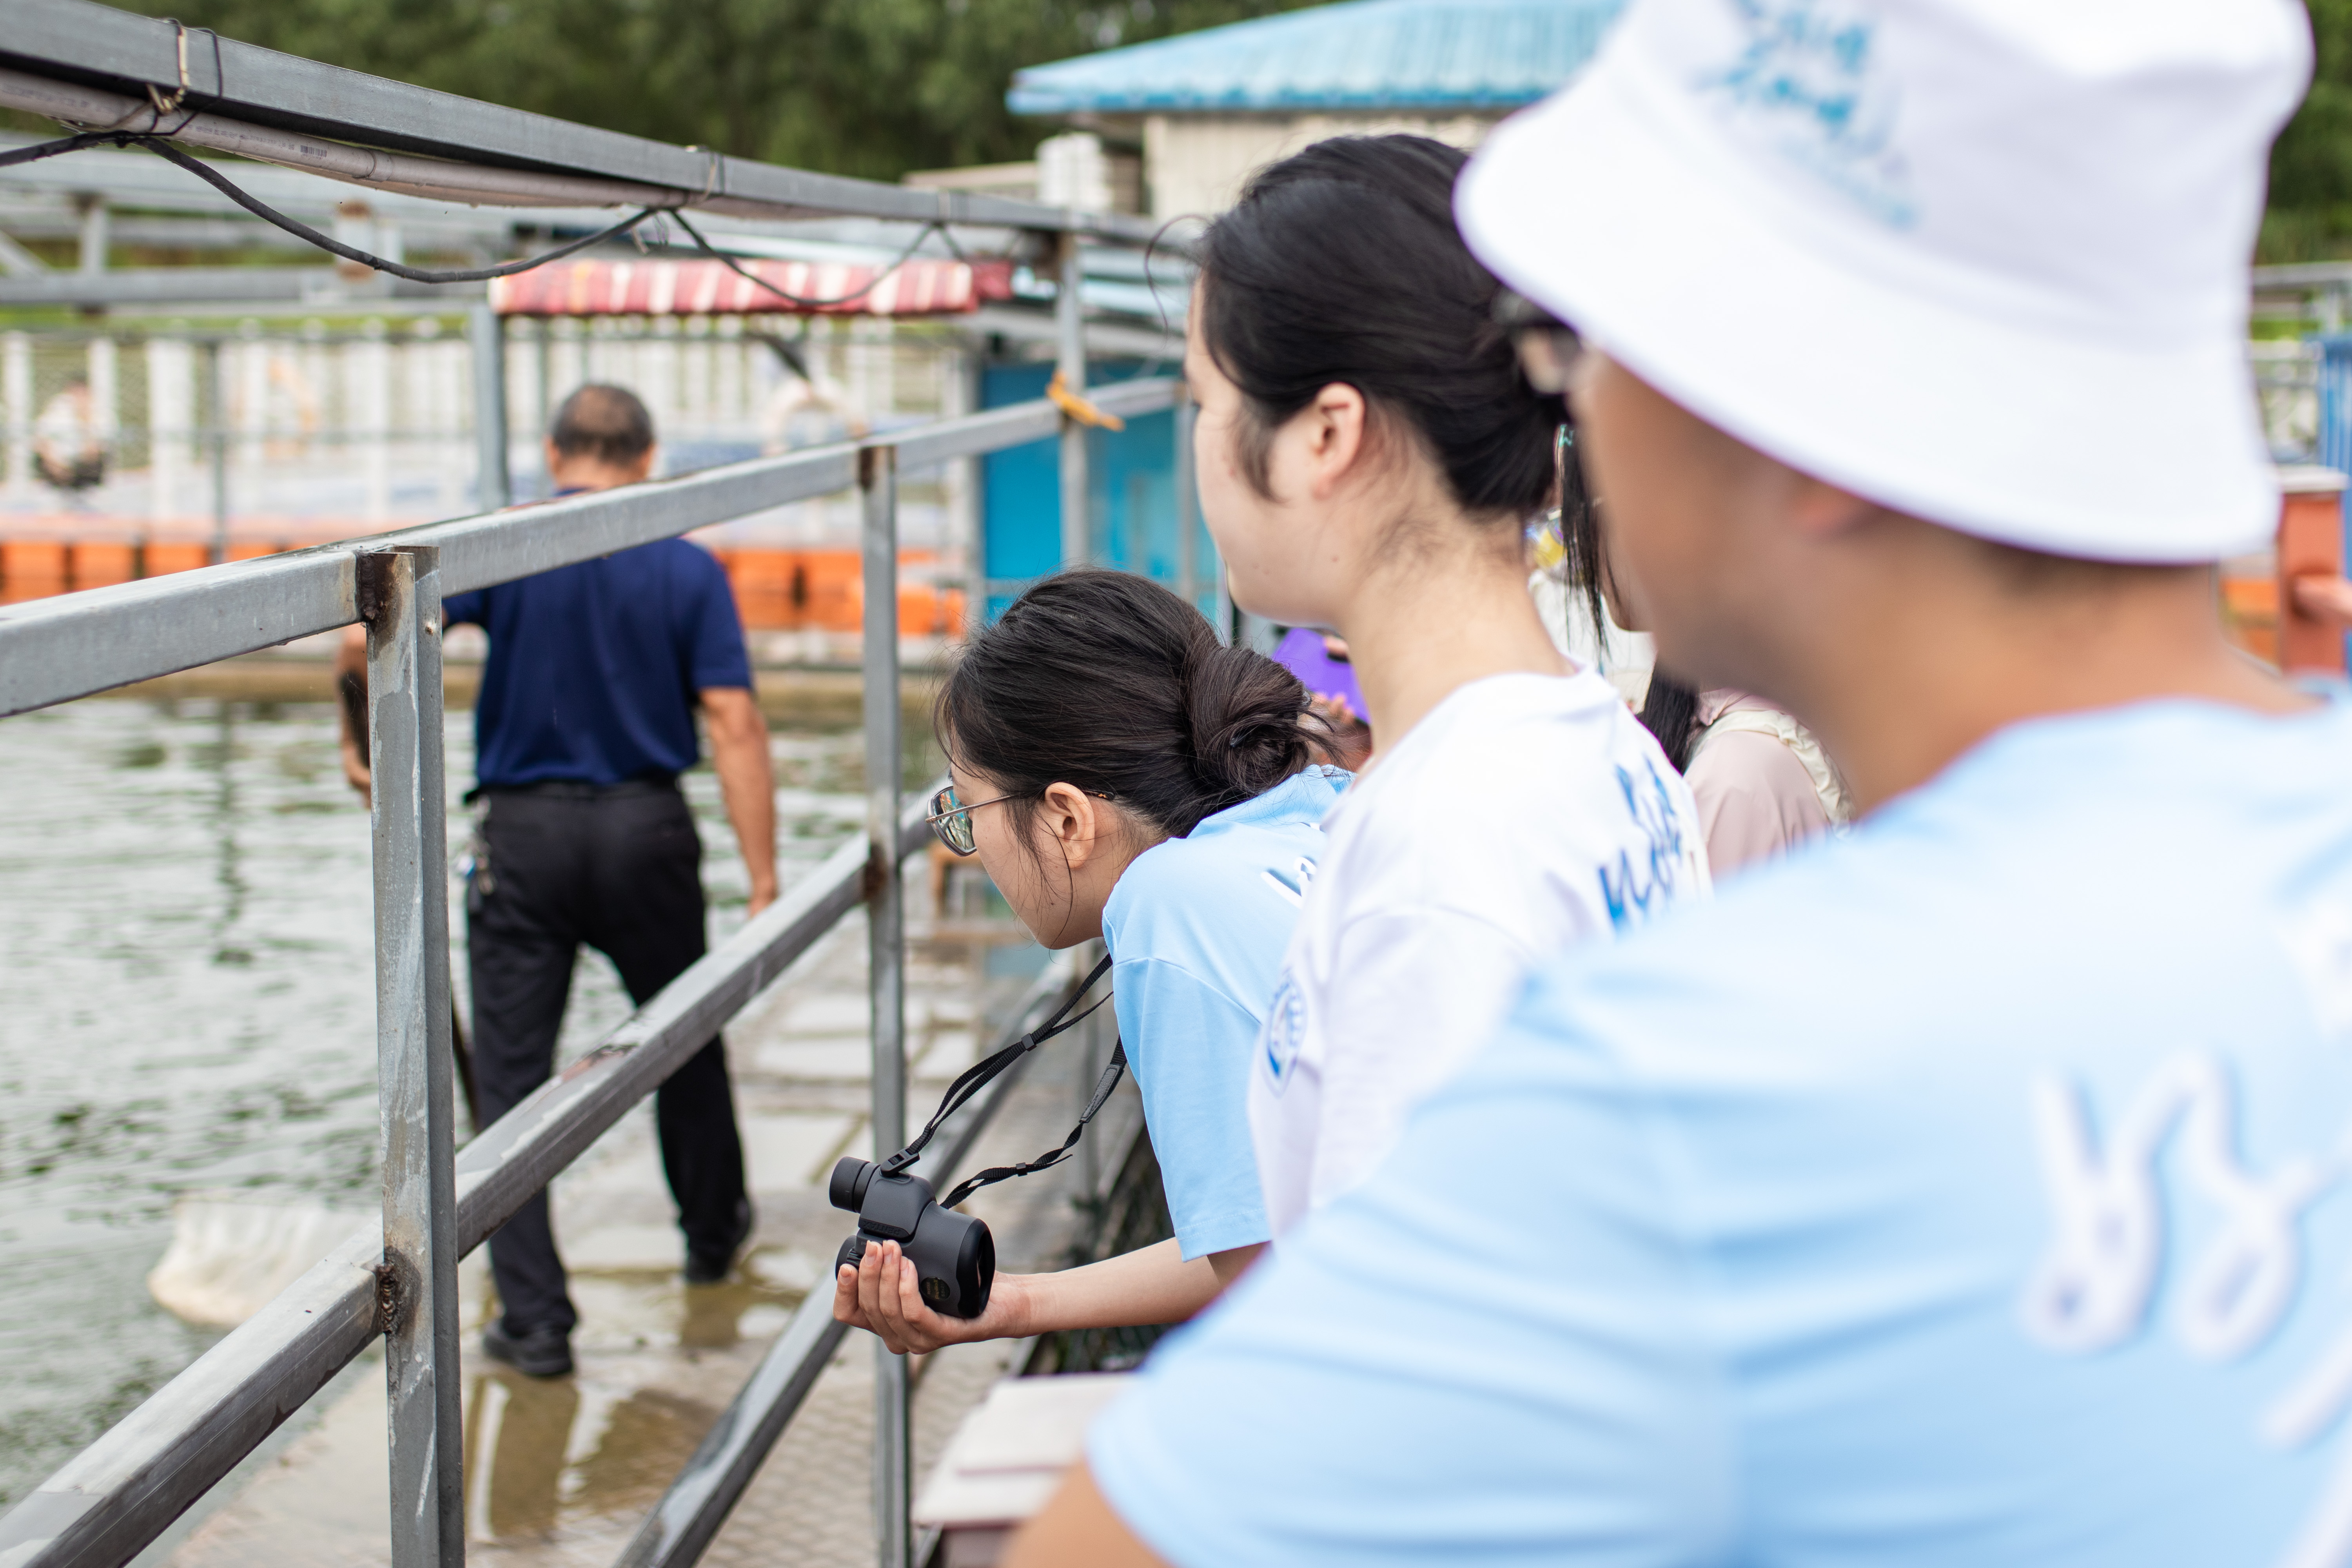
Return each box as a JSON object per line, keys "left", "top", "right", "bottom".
{"left": 1143, "top": 112, "right": 1502, "bottom": 220}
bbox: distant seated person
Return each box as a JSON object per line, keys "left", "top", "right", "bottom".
{"left": 338, "top": 384, "right": 775, "bottom": 1379}
{"left": 33, "top": 377, "right": 105, "bottom": 495}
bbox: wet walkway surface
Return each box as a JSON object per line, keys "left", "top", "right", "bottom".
{"left": 0, "top": 685, "right": 1141, "bottom": 1564}
{"left": 151, "top": 898, "right": 1130, "bottom": 1568}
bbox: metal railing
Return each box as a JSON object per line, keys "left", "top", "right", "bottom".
{"left": 0, "top": 13, "right": 1197, "bottom": 1563}
{"left": 0, "top": 0, "right": 1162, "bottom": 243}
{"left": 0, "top": 374, "right": 1178, "bottom": 1568}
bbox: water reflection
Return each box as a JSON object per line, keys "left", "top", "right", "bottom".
{"left": 209, "top": 706, "right": 252, "bottom": 967}
{"left": 685, "top": 1278, "right": 780, "bottom": 1354}
{"left": 0, "top": 696, "right": 868, "bottom": 1508}
{"left": 466, "top": 1373, "right": 577, "bottom": 1540}
{"left": 461, "top": 1279, "right": 775, "bottom": 1544}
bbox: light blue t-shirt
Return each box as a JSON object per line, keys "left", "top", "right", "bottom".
{"left": 1101, "top": 768, "right": 1347, "bottom": 1260}
{"left": 1091, "top": 700, "right": 2352, "bottom": 1566}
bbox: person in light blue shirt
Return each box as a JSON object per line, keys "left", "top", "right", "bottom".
{"left": 835, "top": 568, "right": 1344, "bottom": 1353}
{"left": 1005, "top": 0, "right": 2339, "bottom": 1562}
{"left": 1068, "top": 701, "right": 2352, "bottom": 1566}
{"left": 1102, "top": 774, "right": 1338, "bottom": 1259}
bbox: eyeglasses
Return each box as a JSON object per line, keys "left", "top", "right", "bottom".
{"left": 1493, "top": 290, "right": 1584, "bottom": 396}
{"left": 927, "top": 785, "right": 1016, "bottom": 856}
{"left": 925, "top": 784, "right": 1114, "bottom": 857}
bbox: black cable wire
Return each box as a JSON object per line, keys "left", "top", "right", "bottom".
{"left": 2, "top": 123, "right": 980, "bottom": 296}
{"left": 668, "top": 208, "right": 959, "bottom": 310}
{"left": 0, "top": 131, "right": 135, "bottom": 169}
{"left": 130, "top": 136, "right": 666, "bottom": 283}
{"left": 0, "top": 126, "right": 666, "bottom": 283}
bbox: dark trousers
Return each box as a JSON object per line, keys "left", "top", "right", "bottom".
{"left": 468, "top": 781, "right": 747, "bottom": 1335}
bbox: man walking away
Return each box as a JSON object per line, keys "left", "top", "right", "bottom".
{"left": 341, "top": 383, "right": 776, "bottom": 1379}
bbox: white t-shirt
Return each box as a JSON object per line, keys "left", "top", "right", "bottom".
{"left": 1247, "top": 669, "right": 1709, "bottom": 1235}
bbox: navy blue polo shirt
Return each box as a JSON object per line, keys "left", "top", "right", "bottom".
{"left": 443, "top": 534, "right": 752, "bottom": 789}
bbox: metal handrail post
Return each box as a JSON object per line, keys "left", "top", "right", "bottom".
{"left": 204, "top": 340, "right": 229, "bottom": 566}
{"left": 1173, "top": 387, "right": 1198, "bottom": 612}
{"left": 361, "top": 546, "right": 465, "bottom": 1567}
{"left": 1056, "top": 233, "right": 1089, "bottom": 569}
{"left": 469, "top": 303, "right": 510, "bottom": 512}
{"left": 859, "top": 445, "right": 912, "bottom": 1568}
{"left": 609, "top": 947, "right": 1085, "bottom": 1568}
{"left": 1213, "top": 541, "right": 1234, "bottom": 648}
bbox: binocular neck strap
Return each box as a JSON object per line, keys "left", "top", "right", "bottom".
{"left": 940, "top": 1038, "right": 1127, "bottom": 1211}
{"left": 878, "top": 954, "right": 1115, "bottom": 1182}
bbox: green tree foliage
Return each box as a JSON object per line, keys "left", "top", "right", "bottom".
{"left": 107, "top": 0, "right": 1319, "bottom": 181}
{"left": 2270, "top": 0, "right": 2352, "bottom": 260}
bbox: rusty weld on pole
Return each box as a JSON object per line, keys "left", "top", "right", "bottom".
{"left": 361, "top": 545, "right": 464, "bottom": 1568}
{"left": 858, "top": 444, "right": 911, "bottom": 1568}
{"left": 1056, "top": 230, "right": 1089, "bottom": 571}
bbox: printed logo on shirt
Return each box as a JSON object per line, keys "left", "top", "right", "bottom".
{"left": 1260, "top": 855, "right": 1319, "bottom": 909}
{"left": 1599, "top": 757, "right": 1698, "bottom": 931}
{"left": 2020, "top": 1052, "right": 2352, "bottom": 1566}
{"left": 1259, "top": 972, "right": 1308, "bottom": 1092}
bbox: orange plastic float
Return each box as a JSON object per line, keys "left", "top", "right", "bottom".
{"left": 0, "top": 528, "right": 966, "bottom": 637}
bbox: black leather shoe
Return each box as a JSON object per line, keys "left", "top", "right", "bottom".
{"left": 684, "top": 1198, "right": 754, "bottom": 1285}
{"left": 481, "top": 1319, "right": 573, "bottom": 1378}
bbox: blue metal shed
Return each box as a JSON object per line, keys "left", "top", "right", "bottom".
{"left": 980, "top": 362, "right": 1216, "bottom": 622}
{"left": 1008, "top": 0, "right": 1626, "bottom": 117}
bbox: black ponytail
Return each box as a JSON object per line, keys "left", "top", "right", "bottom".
{"left": 1638, "top": 674, "right": 1702, "bottom": 773}
{"left": 937, "top": 569, "right": 1315, "bottom": 845}
{"left": 1196, "top": 134, "right": 1564, "bottom": 522}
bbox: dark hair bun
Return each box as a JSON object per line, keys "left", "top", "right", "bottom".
{"left": 1181, "top": 639, "right": 1313, "bottom": 808}
{"left": 938, "top": 569, "right": 1314, "bottom": 841}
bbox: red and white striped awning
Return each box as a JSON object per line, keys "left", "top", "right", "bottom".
{"left": 489, "top": 256, "right": 1017, "bottom": 318}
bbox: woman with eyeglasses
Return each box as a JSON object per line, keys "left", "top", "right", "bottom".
{"left": 1183, "top": 134, "right": 1711, "bottom": 1240}
{"left": 834, "top": 567, "right": 1344, "bottom": 1354}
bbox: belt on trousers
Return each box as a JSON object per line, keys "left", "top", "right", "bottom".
{"left": 469, "top": 775, "right": 679, "bottom": 803}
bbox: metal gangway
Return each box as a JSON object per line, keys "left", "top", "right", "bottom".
{"left": 0, "top": 6, "right": 1195, "bottom": 1563}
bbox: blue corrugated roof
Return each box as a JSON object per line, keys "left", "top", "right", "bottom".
{"left": 1008, "top": 0, "right": 1624, "bottom": 116}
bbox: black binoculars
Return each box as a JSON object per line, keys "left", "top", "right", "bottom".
{"left": 830, "top": 1155, "right": 996, "bottom": 1320}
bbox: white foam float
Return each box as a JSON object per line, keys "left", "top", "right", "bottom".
{"left": 147, "top": 1194, "right": 372, "bottom": 1328}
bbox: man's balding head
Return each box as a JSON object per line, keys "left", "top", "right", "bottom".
{"left": 546, "top": 384, "right": 655, "bottom": 492}
{"left": 552, "top": 384, "right": 654, "bottom": 466}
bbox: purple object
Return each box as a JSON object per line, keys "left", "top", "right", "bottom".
{"left": 1273, "top": 626, "right": 1368, "bottom": 725}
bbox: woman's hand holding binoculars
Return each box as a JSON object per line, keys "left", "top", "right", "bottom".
{"left": 835, "top": 1239, "right": 1032, "bottom": 1356}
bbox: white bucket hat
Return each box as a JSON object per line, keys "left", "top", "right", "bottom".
{"left": 1457, "top": 0, "right": 2312, "bottom": 563}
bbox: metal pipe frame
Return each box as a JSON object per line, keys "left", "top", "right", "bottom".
{"left": 1173, "top": 388, "right": 1198, "bottom": 612}
{"left": 0, "top": 4, "right": 1161, "bottom": 243}
{"left": 0, "top": 383, "right": 1151, "bottom": 1568}
{"left": 468, "top": 304, "right": 510, "bottom": 513}
{"left": 361, "top": 545, "right": 463, "bottom": 1566}
{"left": 860, "top": 443, "right": 912, "bottom": 1568}
{"left": 0, "top": 376, "right": 1177, "bottom": 719}
{"left": 0, "top": 263, "right": 460, "bottom": 307}
{"left": 203, "top": 338, "right": 227, "bottom": 566}
{"left": 1055, "top": 233, "right": 1090, "bottom": 570}
{"left": 612, "top": 951, "right": 1094, "bottom": 1568}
